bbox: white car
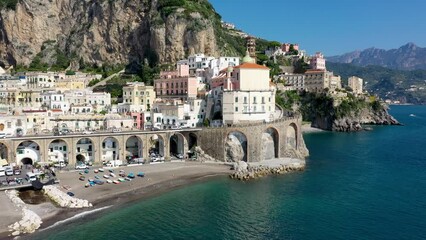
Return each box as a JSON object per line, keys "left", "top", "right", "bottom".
{"left": 75, "top": 164, "right": 88, "bottom": 169}
{"left": 54, "top": 162, "right": 66, "bottom": 168}
{"left": 111, "top": 128, "right": 122, "bottom": 133}
{"left": 82, "top": 131, "right": 93, "bottom": 135}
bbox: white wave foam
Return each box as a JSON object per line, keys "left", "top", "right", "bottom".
{"left": 41, "top": 205, "right": 112, "bottom": 231}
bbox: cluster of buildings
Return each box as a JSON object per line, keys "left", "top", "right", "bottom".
{"left": 274, "top": 51, "right": 364, "bottom": 95}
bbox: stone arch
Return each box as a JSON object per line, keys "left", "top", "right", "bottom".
{"left": 188, "top": 133, "right": 198, "bottom": 151}
{"left": 0, "top": 142, "right": 9, "bottom": 163}
{"left": 102, "top": 137, "right": 120, "bottom": 162}
{"left": 149, "top": 134, "right": 165, "bottom": 159}
{"left": 225, "top": 131, "right": 248, "bottom": 162}
{"left": 169, "top": 132, "right": 187, "bottom": 158}
{"left": 126, "top": 136, "right": 143, "bottom": 161}
{"left": 263, "top": 127, "right": 279, "bottom": 160}
{"left": 286, "top": 123, "right": 298, "bottom": 149}
{"left": 76, "top": 137, "right": 95, "bottom": 164}
{"left": 48, "top": 139, "right": 69, "bottom": 164}
{"left": 16, "top": 140, "right": 40, "bottom": 165}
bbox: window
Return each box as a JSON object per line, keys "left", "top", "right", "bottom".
{"left": 262, "top": 97, "right": 265, "bottom": 104}
{"left": 244, "top": 97, "right": 247, "bottom": 104}
{"left": 253, "top": 97, "right": 257, "bottom": 104}
{"left": 235, "top": 97, "right": 238, "bottom": 102}
{"left": 235, "top": 107, "right": 238, "bottom": 112}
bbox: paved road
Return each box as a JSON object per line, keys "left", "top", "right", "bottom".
{"left": 88, "top": 69, "right": 125, "bottom": 90}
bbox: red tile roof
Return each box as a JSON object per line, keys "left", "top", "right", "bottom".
{"left": 234, "top": 62, "right": 269, "bottom": 70}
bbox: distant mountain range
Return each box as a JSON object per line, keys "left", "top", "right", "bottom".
{"left": 328, "top": 43, "right": 426, "bottom": 71}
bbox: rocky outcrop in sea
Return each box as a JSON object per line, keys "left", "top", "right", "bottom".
{"left": 230, "top": 160, "right": 305, "bottom": 181}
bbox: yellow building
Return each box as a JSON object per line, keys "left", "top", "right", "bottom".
{"left": 55, "top": 79, "right": 86, "bottom": 90}
{"left": 121, "top": 82, "right": 156, "bottom": 112}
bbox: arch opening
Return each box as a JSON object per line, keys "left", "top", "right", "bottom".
{"left": 126, "top": 136, "right": 143, "bottom": 163}
{"left": 76, "top": 138, "right": 94, "bottom": 165}
{"left": 102, "top": 137, "right": 119, "bottom": 163}
{"left": 286, "top": 123, "right": 298, "bottom": 150}
{"left": 225, "top": 131, "right": 248, "bottom": 162}
{"left": 149, "top": 135, "right": 164, "bottom": 162}
{"left": 170, "top": 134, "right": 184, "bottom": 159}
{"left": 17, "top": 141, "right": 40, "bottom": 166}
{"left": 0, "top": 142, "right": 8, "bottom": 163}
{"left": 48, "top": 139, "right": 69, "bottom": 165}
{"left": 262, "top": 128, "right": 279, "bottom": 160}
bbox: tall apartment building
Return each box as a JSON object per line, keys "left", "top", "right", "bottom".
{"left": 119, "top": 82, "right": 155, "bottom": 113}
{"left": 348, "top": 76, "right": 363, "bottom": 95}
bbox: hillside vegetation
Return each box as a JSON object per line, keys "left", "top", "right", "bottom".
{"left": 327, "top": 62, "right": 426, "bottom": 104}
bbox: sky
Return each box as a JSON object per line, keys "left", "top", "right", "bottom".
{"left": 209, "top": 0, "right": 426, "bottom": 56}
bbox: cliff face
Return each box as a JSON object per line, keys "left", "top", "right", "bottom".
{"left": 0, "top": 0, "right": 232, "bottom": 67}
{"left": 311, "top": 105, "right": 400, "bottom": 132}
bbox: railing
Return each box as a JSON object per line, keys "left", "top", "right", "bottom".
{"left": 203, "top": 113, "right": 301, "bottom": 129}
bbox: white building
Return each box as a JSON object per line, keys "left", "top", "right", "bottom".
{"left": 221, "top": 52, "right": 276, "bottom": 125}
{"left": 348, "top": 76, "right": 363, "bottom": 95}
{"left": 276, "top": 73, "right": 305, "bottom": 91}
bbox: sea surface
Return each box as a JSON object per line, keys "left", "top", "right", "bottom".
{"left": 33, "top": 105, "right": 426, "bottom": 240}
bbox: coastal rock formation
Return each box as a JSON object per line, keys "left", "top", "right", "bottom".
{"left": 43, "top": 185, "right": 92, "bottom": 208}
{"left": 330, "top": 106, "right": 400, "bottom": 132}
{"left": 261, "top": 133, "right": 275, "bottom": 160}
{"left": 230, "top": 161, "right": 305, "bottom": 181}
{"left": 225, "top": 134, "right": 246, "bottom": 162}
{"left": 0, "top": 0, "right": 241, "bottom": 67}
{"left": 5, "top": 190, "right": 42, "bottom": 235}
{"left": 194, "top": 146, "right": 216, "bottom": 162}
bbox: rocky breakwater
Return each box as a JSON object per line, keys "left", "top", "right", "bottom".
{"left": 230, "top": 160, "right": 306, "bottom": 181}
{"left": 43, "top": 185, "right": 92, "bottom": 208}
{"left": 5, "top": 190, "right": 42, "bottom": 236}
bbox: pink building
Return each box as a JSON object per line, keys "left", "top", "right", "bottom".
{"left": 154, "top": 65, "right": 198, "bottom": 99}
{"left": 128, "top": 112, "right": 145, "bottom": 129}
{"left": 310, "top": 52, "right": 326, "bottom": 70}
{"left": 281, "top": 43, "right": 299, "bottom": 52}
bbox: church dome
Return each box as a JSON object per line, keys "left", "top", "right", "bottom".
{"left": 242, "top": 50, "right": 255, "bottom": 64}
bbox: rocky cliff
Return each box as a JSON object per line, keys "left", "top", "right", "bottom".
{"left": 312, "top": 105, "right": 400, "bottom": 132}
{"left": 0, "top": 0, "right": 242, "bottom": 67}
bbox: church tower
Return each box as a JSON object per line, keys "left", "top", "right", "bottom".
{"left": 245, "top": 36, "right": 256, "bottom": 62}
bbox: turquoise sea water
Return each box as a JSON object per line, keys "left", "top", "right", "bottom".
{"left": 33, "top": 105, "right": 426, "bottom": 240}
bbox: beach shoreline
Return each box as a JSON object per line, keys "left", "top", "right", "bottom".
{"left": 0, "top": 162, "right": 232, "bottom": 239}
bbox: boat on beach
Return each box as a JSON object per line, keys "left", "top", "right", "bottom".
{"left": 99, "top": 168, "right": 105, "bottom": 172}
{"left": 113, "top": 180, "right": 120, "bottom": 184}
{"left": 94, "top": 169, "right": 99, "bottom": 173}
{"left": 106, "top": 179, "right": 113, "bottom": 184}
{"left": 137, "top": 172, "right": 145, "bottom": 177}
{"left": 103, "top": 174, "right": 110, "bottom": 179}
{"left": 118, "top": 178, "right": 125, "bottom": 182}
{"left": 124, "top": 177, "right": 131, "bottom": 181}
{"left": 110, "top": 173, "right": 116, "bottom": 178}
{"left": 127, "top": 173, "right": 135, "bottom": 178}
{"left": 79, "top": 176, "right": 86, "bottom": 181}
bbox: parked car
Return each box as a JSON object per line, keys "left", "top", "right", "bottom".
{"left": 5, "top": 167, "right": 14, "bottom": 176}
{"left": 0, "top": 167, "right": 5, "bottom": 177}
{"left": 111, "top": 128, "right": 122, "bottom": 133}
{"left": 14, "top": 167, "right": 21, "bottom": 175}
{"left": 175, "top": 153, "right": 184, "bottom": 159}
{"left": 26, "top": 172, "right": 37, "bottom": 182}
{"left": 82, "top": 130, "right": 93, "bottom": 135}
{"left": 75, "top": 164, "right": 88, "bottom": 169}
{"left": 54, "top": 162, "right": 66, "bottom": 168}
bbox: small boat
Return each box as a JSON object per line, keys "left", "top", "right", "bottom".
{"left": 88, "top": 178, "right": 94, "bottom": 182}
{"left": 79, "top": 172, "right": 83, "bottom": 175}
{"left": 110, "top": 173, "right": 116, "bottom": 178}
{"left": 127, "top": 173, "right": 135, "bottom": 178}
{"left": 67, "top": 192, "right": 75, "bottom": 197}
{"left": 85, "top": 183, "right": 90, "bottom": 188}
{"left": 106, "top": 179, "right": 113, "bottom": 184}
{"left": 113, "top": 180, "right": 120, "bottom": 184}
{"left": 118, "top": 178, "right": 125, "bottom": 182}
{"left": 103, "top": 174, "right": 110, "bottom": 179}
{"left": 94, "top": 175, "right": 100, "bottom": 179}
{"left": 84, "top": 169, "right": 89, "bottom": 174}
{"left": 94, "top": 169, "right": 99, "bottom": 173}
{"left": 99, "top": 168, "right": 105, "bottom": 172}
{"left": 79, "top": 176, "right": 86, "bottom": 181}
{"left": 124, "top": 177, "right": 131, "bottom": 181}
{"left": 109, "top": 169, "right": 114, "bottom": 173}
{"left": 409, "top": 114, "right": 416, "bottom": 117}
{"left": 137, "top": 172, "right": 145, "bottom": 177}
{"left": 89, "top": 181, "right": 96, "bottom": 186}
